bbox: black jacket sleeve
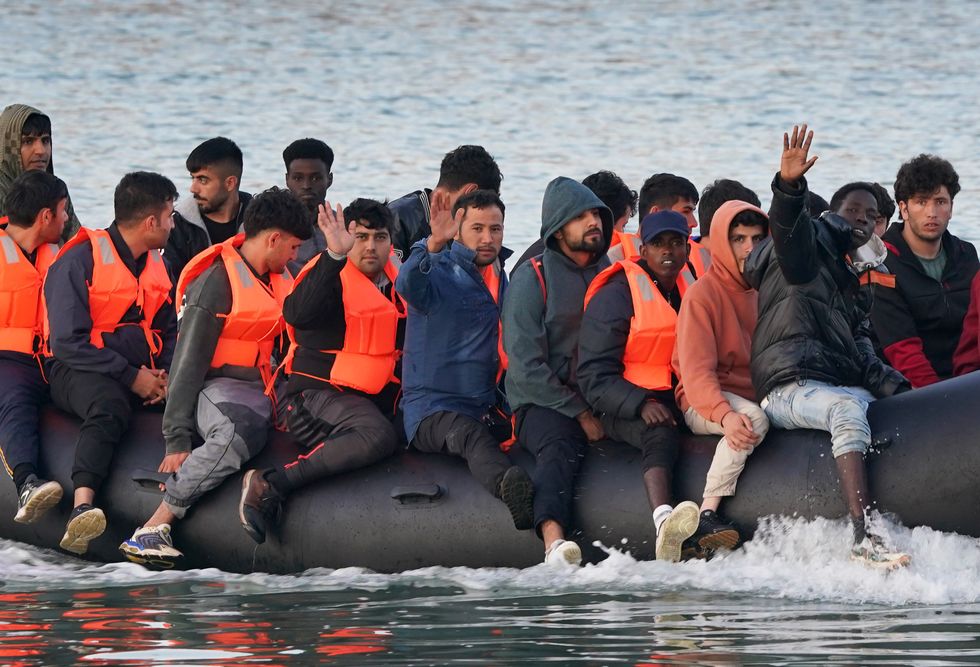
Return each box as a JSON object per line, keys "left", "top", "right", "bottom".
{"left": 282, "top": 251, "right": 346, "bottom": 329}
{"left": 856, "top": 319, "right": 909, "bottom": 397}
{"left": 768, "top": 174, "right": 821, "bottom": 285}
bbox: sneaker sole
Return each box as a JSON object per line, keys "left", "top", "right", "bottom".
{"left": 59, "top": 508, "right": 106, "bottom": 555}
{"left": 656, "top": 501, "right": 700, "bottom": 563}
{"left": 119, "top": 544, "right": 180, "bottom": 570}
{"left": 850, "top": 552, "right": 911, "bottom": 571}
{"left": 239, "top": 470, "right": 266, "bottom": 544}
{"left": 500, "top": 467, "right": 534, "bottom": 531}
{"left": 546, "top": 542, "right": 582, "bottom": 567}
{"left": 14, "top": 481, "right": 63, "bottom": 524}
{"left": 696, "top": 528, "right": 741, "bottom": 552}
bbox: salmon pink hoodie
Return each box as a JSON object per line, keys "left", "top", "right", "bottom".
{"left": 673, "top": 200, "right": 768, "bottom": 421}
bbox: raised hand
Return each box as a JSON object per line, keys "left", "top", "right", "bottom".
{"left": 780, "top": 124, "right": 818, "bottom": 187}
{"left": 318, "top": 201, "right": 355, "bottom": 256}
{"left": 426, "top": 190, "right": 458, "bottom": 253}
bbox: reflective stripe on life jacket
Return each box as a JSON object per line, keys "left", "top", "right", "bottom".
{"left": 283, "top": 253, "right": 403, "bottom": 395}
{"left": 0, "top": 228, "right": 58, "bottom": 354}
{"left": 606, "top": 230, "right": 641, "bottom": 264}
{"left": 53, "top": 227, "right": 172, "bottom": 362}
{"left": 176, "top": 233, "right": 292, "bottom": 387}
{"left": 680, "top": 238, "right": 711, "bottom": 285}
{"left": 584, "top": 259, "right": 686, "bottom": 392}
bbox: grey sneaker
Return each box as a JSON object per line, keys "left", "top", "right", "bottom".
{"left": 14, "top": 476, "right": 63, "bottom": 524}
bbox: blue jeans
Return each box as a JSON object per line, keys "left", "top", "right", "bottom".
{"left": 762, "top": 380, "right": 875, "bottom": 458}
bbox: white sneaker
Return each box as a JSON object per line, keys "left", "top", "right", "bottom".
{"left": 544, "top": 539, "right": 582, "bottom": 567}
{"left": 655, "top": 501, "right": 700, "bottom": 563}
{"left": 119, "top": 524, "right": 183, "bottom": 569}
{"left": 850, "top": 534, "right": 910, "bottom": 571}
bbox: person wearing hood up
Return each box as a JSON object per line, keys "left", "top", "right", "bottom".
{"left": 0, "top": 104, "right": 80, "bottom": 243}
{"left": 744, "top": 125, "right": 911, "bottom": 570}
{"left": 502, "top": 177, "right": 613, "bottom": 567}
{"left": 577, "top": 211, "right": 701, "bottom": 563}
{"left": 673, "top": 200, "right": 770, "bottom": 556}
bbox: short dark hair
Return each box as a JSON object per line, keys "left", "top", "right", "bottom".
{"left": 830, "top": 182, "right": 877, "bottom": 213}
{"left": 871, "top": 182, "right": 895, "bottom": 221}
{"left": 807, "top": 191, "right": 830, "bottom": 217}
{"left": 698, "top": 179, "right": 760, "bottom": 237}
{"left": 283, "top": 138, "right": 334, "bottom": 171}
{"left": 186, "top": 137, "right": 243, "bottom": 180}
{"left": 729, "top": 209, "right": 768, "bottom": 235}
{"left": 242, "top": 187, "right": 312, "bottom": 241}
{"left": 452, "top": 189, "right": 505, "bottom": 221}
{"left": 582, "top": 170, "right": 637, "bottom": 222}
{"left": 638, "top": 173, "right": 699, "bottom": 218}
{"left": 344, "top": 198, "right": 394, "bottom": 233}
{"left": 894, "top": 154, "right": 960, "bottom": 203}
{"left": 114, "top": 172, "right": 178, "bottom": 226}
{"left": 3, "top": 171, "right": 67, "bottom": 227}
{"left": 437, "top": 145, "right": 502, "bottom": 193}
{"left": 21, "top": 113, "right": 51, "bottom": 137}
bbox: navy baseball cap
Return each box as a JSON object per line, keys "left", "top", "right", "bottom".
{"left": 639, "top": 211, "right": 691, "bottom": 244}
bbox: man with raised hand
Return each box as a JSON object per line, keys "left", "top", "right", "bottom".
{"left": 120, "top": 187, "right": 309, "bottom": 567}
{"left": 239, "top": 198, "right": 403, "bottom": 545}
{"left": 744, "top": 125, "right": 911, "bottom": 570}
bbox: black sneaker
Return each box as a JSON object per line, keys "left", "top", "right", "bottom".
{"left": 498, "top": 466, "right": 534, "bottom": 530}
{"left": 59, "top": 504, "right": 106, "bottom": 555}
{"left": 690, "top": 510, "right": 741, "bottom": 553}
{"left": 239, "top": 469, "right": 282, "bottom": 544}
{"left": 14, "top": 475, "right": 63, "bottom": 524}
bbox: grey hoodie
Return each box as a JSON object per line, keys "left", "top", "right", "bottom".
{"left": 502, "top": 176, "right": 613, "bottom": 417}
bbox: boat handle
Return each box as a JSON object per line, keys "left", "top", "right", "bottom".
{"left": 131, "top": 468, "right": 169, "bottom": 489}
{"left": 390, "top": 484, "right": 444, "bottom": 504}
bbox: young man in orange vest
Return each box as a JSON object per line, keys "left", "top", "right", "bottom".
{"left": 44, "top": 171, "right": 178, "bottom": 555}
{"left": 638, "top": 173, "right": 710, "bottom": 284}
{"left": 0, "top": 171, "right": 69, "bottom": 523}
{"left": 119, "top": 187, "right": 310, "bottom": 567}
{"left": 239, "top": 198, "right": 404, "bottom": 544}
{"left": 577, "top": 211, "right": 701, "bottom": 563}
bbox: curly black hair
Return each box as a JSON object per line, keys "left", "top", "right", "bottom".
{"left": 894, "top": 154, "right": 960, "bottom": 203}
{"left": 582, "top": 170, "right": 637, "bottom": 222}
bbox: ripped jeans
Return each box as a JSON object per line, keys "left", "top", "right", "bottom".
{"left": 762, "top": 380, "right": 875, "bottom": 458}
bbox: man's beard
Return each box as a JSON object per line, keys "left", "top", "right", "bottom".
{"left": 568, "top": 232, "right": 603, "bottom": 253}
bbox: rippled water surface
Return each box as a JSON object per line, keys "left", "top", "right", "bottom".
{"left": 4, "top": 0, "right": 980, "bottom": 663}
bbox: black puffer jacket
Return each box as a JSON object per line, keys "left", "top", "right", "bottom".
{"left": 388, "top": 189, "right": 431, "bottom": 260}
{"left": 744, "top": 174, "right": 908, "bottom": 399}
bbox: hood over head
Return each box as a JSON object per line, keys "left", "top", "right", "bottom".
{"left": 707, "top": 199, "right": 769, "bottom": 290}
{"left": 540, "top": 176, "right": 613, "bottom": 255}
{"left": 0, "top": 104, "right": 54, "bottom": 187}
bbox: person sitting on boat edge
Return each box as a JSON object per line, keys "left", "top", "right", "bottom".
{"left": 164, "top": 137, "right": 252, "bottom": 280}
{"left": 239, "top": 198, "right": 404, "bottom": 544}
{"left": 120, "top": 187, "right": 309, "bottom": 567}
{"left": 283, "top": 138, "right": 334, "bottom": 274}
{"left": 396, "top": 190, "right": 534, "bottom": 532}
{"left": 502, "top": 177, "right": 612, "bottom": 567}
{"left": 45, "top": 172, "right": 178, "bottom": 555}
{"left": 0, "top": 171, "right": 69, "bottom": 524}
{"left": 0, "top": 104, "right": 80, "bottom": 243}
{"left": 673, "top": 201, "right": 770, "bottom": 557}
{"left": 870, "top": 155, "right": 979, "bottom": 388}
{"left": 387, "top": 145, "right": 502, "bottom": 260}
{"left": 638, "top": 173, "right": 707, "bottom": 284}
{"left": 577, "top": 211, "right": 700, "bottom": 562}
{"left": 744, "top": 125, "right": 911, "bottom": 570}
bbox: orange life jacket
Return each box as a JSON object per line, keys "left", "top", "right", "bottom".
{"left": 0, "top": 227, "right": 58, "bottom": 355}
{"left": 176, "top": 234, "right": 292, "bottom": 388}
{"left": 584, "top": 259, "right": 687, "bottom": 391}
{"left": 53, "top": 227, "right": 172, "bottom": 364}
{"left": 479, "top": 260, "right": 508, "bottom": 377}
{"left": 680, "top": 237, "right": 711, "bottom": 284}
{"left": 606, "top": 230, "right": 641, "bottom": 263}
{"left": 283, "top": 254, "right": 404, "bottom": 395}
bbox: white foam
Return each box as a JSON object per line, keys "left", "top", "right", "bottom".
{"left": 2, "top": 515, "right": 978, "bottom": 606}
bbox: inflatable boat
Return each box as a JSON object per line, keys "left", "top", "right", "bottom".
{"left": 0, "top": 374, "right": 976, "bottom": 574}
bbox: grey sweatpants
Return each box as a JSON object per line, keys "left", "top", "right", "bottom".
{"left": 163, "top": 377, "right": 281, "bottom": 518}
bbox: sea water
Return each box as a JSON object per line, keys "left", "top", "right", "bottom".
{"left": 3, "top": 0, "right": 980, "bottom": 663}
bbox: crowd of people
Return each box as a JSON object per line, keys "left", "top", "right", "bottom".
{"left": 2, "top": 102, "right": 978, "bottom": 572}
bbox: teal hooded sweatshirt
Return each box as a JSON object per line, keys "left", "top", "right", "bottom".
{"left": 502, "top": 176, "right": 613, "bottom": 418}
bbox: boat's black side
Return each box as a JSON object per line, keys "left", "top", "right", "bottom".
{"left": 0, "top": 374, "right": 976, "bottom": 574}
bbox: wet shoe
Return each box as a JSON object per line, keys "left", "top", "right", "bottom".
{"left": 119, "top": 524, "right": 183, "bottom": 569}
{"left": 59, "top": 504, "right": 106, "bottom": 555}
{"left": 14, "top": 475, "right": 63, "bottom": 524}
{"left": 499, "top": 466, "right": 534, "bottom": 530}
{"left": 655, "top": 501, "right": 699, "bottom": 563}
{"left": 239, "top": 469, "right": 281, "bottom": 544}
{"left": 690, "top": 510, "right": 741, "bottom": 553}
{"left": 544, "top": 539, "right": 582, "bottom": 567}
{"left": 850, "top": 533, "right": 911, "bottom": 571}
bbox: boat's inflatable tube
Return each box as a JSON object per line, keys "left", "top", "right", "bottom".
{"left": 0, "top": 374, "right": 977, "bottom": 573}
